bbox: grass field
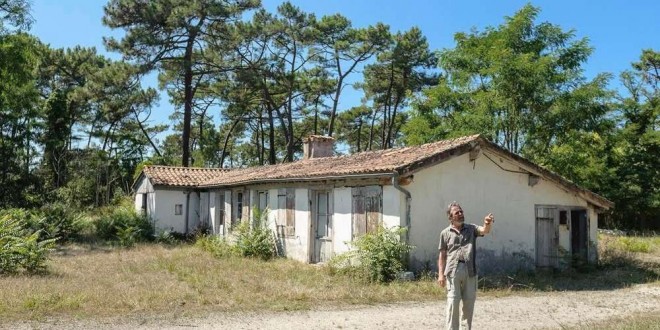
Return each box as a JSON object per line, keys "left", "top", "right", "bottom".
{"left": 0, "top": 233, "right": 658, "bottom": 325}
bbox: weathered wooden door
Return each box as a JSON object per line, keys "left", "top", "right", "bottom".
{"left": 535, "top": 206, "right": 557, "bottom": 268}
{"left": 352, "top": 186, "right": 382, "bottom": 239}
{"left": 571, "top": 210, "right": 588, "bottom": 262}
{"left": 312, "top": 190, "right": 332, "bottom": 263}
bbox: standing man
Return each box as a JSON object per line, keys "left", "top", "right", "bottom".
{"left": 438, "top": 201, "right": 494, "bottom": 330}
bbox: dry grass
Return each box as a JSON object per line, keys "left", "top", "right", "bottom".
{"left": 1, "top": 233, "right": 659, "bottom": 323}
{"left": 568, "top": 313, "right": 660, "bottom": 330}
{"left": 0, "top": 243, "right": 442, "bottom": 322}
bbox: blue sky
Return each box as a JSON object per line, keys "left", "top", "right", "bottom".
{"left": 29, "top": 0, "right": 660, "bottom": 146}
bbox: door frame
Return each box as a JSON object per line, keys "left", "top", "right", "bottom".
{"left": 309, "top": 189, "right": 333, "bottom": 263}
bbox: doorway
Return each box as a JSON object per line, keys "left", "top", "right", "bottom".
{"left": 535, "top": 206, "right": 558, "bottom": 268}
{"left": 571, "top": 210, "right": 588, "bottom": 263}
{"left": 311, "top": 190, "right": 332, "bottom": 263}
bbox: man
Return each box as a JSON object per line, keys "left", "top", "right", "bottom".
{"left": 438, "top": 201, "right": 494, "bottom": 330}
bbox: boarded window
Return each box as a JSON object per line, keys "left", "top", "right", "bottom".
{"left": 352, "top": 186, "right": 382, "bottom": 240}
{"left": 175, "top": 204, "right": 183, "bottom": 215}
{"left": 278, "top": 188, "right": 295, "bottom": 236}
{"left": 258, "top": 191, "right": 269, "bottom": 212}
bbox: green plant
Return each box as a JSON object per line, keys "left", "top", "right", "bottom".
{"left": 618, "top": 237, "right": 651, "bottom": 253}
{"left": 0, "top": 215, "right": 56, "bottom": 274}
{"left": 116, "top": 225, "right": 140, "bottom": 248}
{"left": 329, "top": 226, "right": 414, "bottom": 283}
{"left": 234, "top": 207, "right": 276, "bottom": 260}
{"left": 195, "top": 235, "right": 237, "bottom": 258}
{"left": 96, "top": 206, "right": 154, "bottom": 243}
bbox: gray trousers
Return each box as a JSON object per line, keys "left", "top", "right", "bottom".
{"left": 446, "top": 262, "right": 477, "bottom": 330}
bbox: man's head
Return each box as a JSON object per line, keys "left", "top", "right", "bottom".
{"left": 447, "top": 201, "right": 464, "bottom": 226}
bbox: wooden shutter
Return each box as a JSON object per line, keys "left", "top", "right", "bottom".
{"left": 286, "top": 188, "right": 295, "bottom": 236}
{"left": 278, "top": 188, "right": 296, "bottom": 236}
{"left": 352, "top": 186, "right": 382, "bottom": 239}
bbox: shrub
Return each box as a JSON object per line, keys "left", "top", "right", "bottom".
{"left": 37, "top": 204, "right": 87, "bottom": 242}
{"left": 195, "top": 235, "right": 237, "bottom": 258}
{"left": 329, "top": 226, "right": 414, "bottom": 283}
{"left": 234, "top": 208, "right": 276, "bottom": 260}
{"left": 0, "top": 215, "right": 56, "bottom": 274}
{"left": 96, "top": 206, "right": 154, "bottom": 243}
{"left": 617, "top": 237, "right": 651, "bottom": 253}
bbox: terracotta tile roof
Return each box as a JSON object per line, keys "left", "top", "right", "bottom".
{"left": 141, "top": 166, "right": 230, "bottom": 187}
{"left": 201, "top": 134, "right": 481, "bottom": 186}
{"left": 135, "top": 134, "right": 613, "bottom": 209}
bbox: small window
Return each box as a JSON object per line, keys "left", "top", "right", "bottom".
{"left": 559, "top": 210, "right": 568, "bottom": 225}
{"left": 175, "top": 204, "right": 183, "bottom": 215}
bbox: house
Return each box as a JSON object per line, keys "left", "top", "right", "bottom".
{"left": 133, "top": 135, "right": 613, "bottom": 273}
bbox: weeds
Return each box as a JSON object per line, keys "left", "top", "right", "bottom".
{"left": 233, "top": 208, "right": 277, "bottom": 260}
{"left": 329, "top": 226, "right": 414, "bottom": 283}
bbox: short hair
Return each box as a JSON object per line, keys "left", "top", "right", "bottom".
{"left": 447, "top": 201, "right": 461, "bottom": 219}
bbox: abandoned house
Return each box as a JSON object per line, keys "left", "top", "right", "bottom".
{"left": 132, "top": 134, "right": 613, "bottom": 273}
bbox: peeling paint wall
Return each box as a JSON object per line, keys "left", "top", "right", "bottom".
{"left": 407, "top": 150, "right": 597, "bottom": 274}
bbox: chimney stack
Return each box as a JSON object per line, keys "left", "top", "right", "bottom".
{"left": 303, "top": 135, "right": 335, "bottom": 159}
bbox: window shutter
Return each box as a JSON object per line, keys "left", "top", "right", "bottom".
{"left": 286, "top": 188, "right": 295, "bottom": 236}
{"left": 352, "top": 186, "right": 382, "bottom": 240}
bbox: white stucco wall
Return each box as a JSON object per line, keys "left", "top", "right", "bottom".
{"left": 383, "top": 185, "right": 405, "bottom": 229}
{"left": 152, "top": 189, "right": 188, "bottom": 233}
{"left": 333, "top": 187, "right": 353, "bottom": 256}
{"left": 406, "top": 150, "right": 597, "bottom": 273}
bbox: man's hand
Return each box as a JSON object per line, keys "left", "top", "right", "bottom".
{"left": 437, "top": 275, "right": 446, "bottom": 287}
{"left": 484, "top": 213, "right": 494, "bottom": 225}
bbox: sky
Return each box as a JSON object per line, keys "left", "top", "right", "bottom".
{"left": 29, "top": 0, "right": 660, "bottom": 146}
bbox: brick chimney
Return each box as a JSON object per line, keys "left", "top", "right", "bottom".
{"left": 303, "top": 135, "right": 335, "bottom": 159}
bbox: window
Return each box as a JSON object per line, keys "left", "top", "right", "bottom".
{"left": 235, "top": 192, "right": 243, "bottom": 225}
{"left": 258, "top": 191, "right": 269, "bottom": 212}
{"left": 175, "top": 204, "right": 183, "bottom": 215}
{"left": 559, "top": 210, "right": 568, "bottom": 225}
{"left": 351, "top": 186, "right": 382, "bottom": 239}
{"left": 278, "top": 188, "right": 295, "bottom": 236}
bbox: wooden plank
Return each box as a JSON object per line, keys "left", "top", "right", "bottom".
{"left": 286, "top": 188, "right": 295, "bottom": 236}
{"left": 352, "top": 187, "right": 365, "bottom": 239}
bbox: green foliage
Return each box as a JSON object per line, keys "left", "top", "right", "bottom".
{"left": 329, "top": 226, "right": 414, "bottom": 283}
{"left": 0, "top": 207, "right": 87, "bottom": 243}
{"left": 0, "top": 214, "right": 55, "bottom": 274}
{"left": 406, "top": 4, "right": 612, "bottom": 155}
{"left": 95, "top": 206, "right": 154, "bottom": 243}
{"left": 234, "top": 207, "right": 276, "bottom": 260}
{"left": 195, "top": 235, "right": 237, "bottom": 259}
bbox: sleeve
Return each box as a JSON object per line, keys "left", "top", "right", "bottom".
{"left": 439, "top": 231, "right": 447, "bottom": 251}
{"left": 474, "top": 224, "right": 484, "bottom": 237}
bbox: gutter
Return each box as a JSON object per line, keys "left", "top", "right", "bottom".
{"left": 184, "top": 190, "right": 191, "bottom": 235}
{"left": 391, "top": 171, "right": 412, "bottom": 236}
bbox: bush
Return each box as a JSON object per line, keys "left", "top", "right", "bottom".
{"left": 0, "top": 206, "right": 88, "bottom": 243}
{"left": 196, "top": 235, "right": 237, "bottom": 258}
{"left": 0, "top": 214, "right": 56, "bottom": 274}
{"left": 234, "top": 208, "right": 276, "bottom": 260}
{"left": 96, "top": 206, "right": 154, "bottom": 244}
{"left": 329, "top": 226, "right": 414, "bottom": 283}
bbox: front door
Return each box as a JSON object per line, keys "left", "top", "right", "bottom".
{"left": 571, "top": 210, "right": 588, "bottom": 263}
{"left": 535, "top": 206, "right": 557, "bottom": 268}
{"left": 214, "top": 192, "right": 225, "bottom": 235}
{"left": 312, "top": 190, "right": 332, "bottom": 263}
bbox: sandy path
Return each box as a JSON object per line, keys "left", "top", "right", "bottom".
{"left": 8, "top": 284, "right": 660, "bottom": 330}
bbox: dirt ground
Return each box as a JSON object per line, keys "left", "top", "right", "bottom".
{"left": 7, "top": 283, "right": 660, "bottom": 330}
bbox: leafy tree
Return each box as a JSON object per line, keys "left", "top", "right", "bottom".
{"left": 603, "top": 49, "right": 660, "bottom": 229}
{"left": 0, "top": 33, "right": 41, "bottom": 207}
{"left": 313, "top": 14, "right": 390, "bottom": 136}
{"left": 363, "top": 26, "right": 436, "bottom": 150}
{"left": 0, "top": 0, "right": 32, "bottom": 33}
{"left": 406, "top": 4, "right": 610, "bottom": 157}
{"left": 103, "top": 0, "right": 259, "bottom": 167}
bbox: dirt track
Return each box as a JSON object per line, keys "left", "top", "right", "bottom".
{"left": 8, "top": 284, "right": 660, "bottom": 330}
